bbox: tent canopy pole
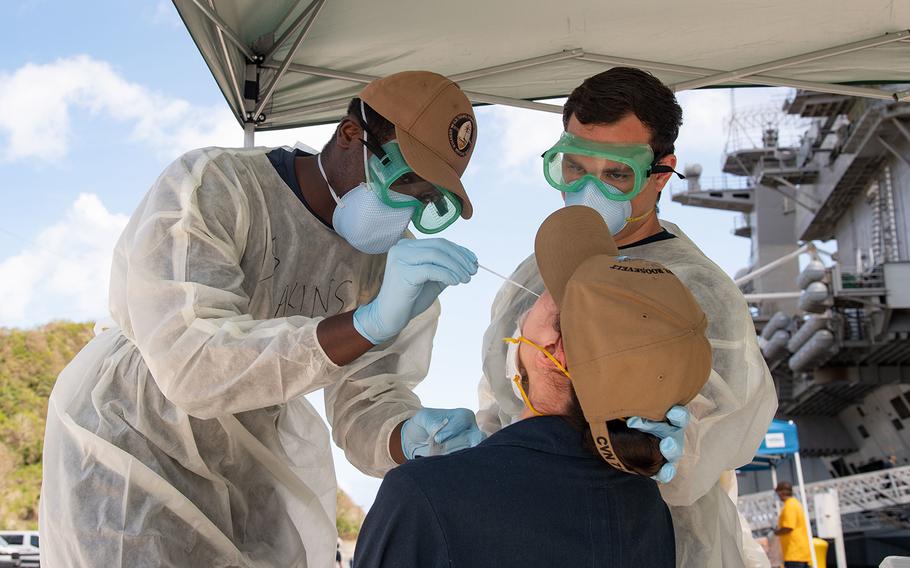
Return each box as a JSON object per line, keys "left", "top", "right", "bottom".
{"left": 188, "top": 0, "right": 255, "bottom": 60}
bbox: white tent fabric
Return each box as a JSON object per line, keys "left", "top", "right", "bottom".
{"left": 173, "top": 0, "right": 910, "bottom": 133}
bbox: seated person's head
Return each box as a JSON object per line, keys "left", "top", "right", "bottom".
{"left": 508, "top": 290, "right": 668, "bottom": 476}
{"left": 505, "top": 205, "right": 712, "bottom": 477}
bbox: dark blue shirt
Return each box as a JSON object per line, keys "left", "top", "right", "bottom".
{"left": 354, "top": 416, "right": 675, "bottom": 568}
{"left": 266, "top": 146, "right": 333, "bottom": 229}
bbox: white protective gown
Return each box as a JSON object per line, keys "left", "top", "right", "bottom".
{"left": 40, "top": 147, "right": 436, "bottom": 568}
{"left": 477, "top": 220, "right": 778, "bottom": 568}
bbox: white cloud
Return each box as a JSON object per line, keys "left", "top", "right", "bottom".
{"left": 0, "top": 193, "right": 128, "bottom": 327}
{"left": 150, "top": 0, "right": 183, "bottom": 28}
{"left": 0, "top": 55, "right": 239, "bottom": 162}
{"left": 478, "top": 103, "right": 565, "bottom": 181}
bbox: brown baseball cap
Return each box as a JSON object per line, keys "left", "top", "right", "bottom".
{"left": 534, "top": 206, "right": 712, "bottom": 473}
{"left": 360, "top": 71, "right": 477, "bottom": 219}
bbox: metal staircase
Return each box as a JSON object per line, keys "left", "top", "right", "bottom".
{"left": 738, "top": 465, "right": 910, "bottom": 533}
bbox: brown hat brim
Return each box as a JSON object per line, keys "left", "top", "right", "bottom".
{"left": 396, "top": 127, "right": 473, "bottom": 219}
{"left": 535, "top": 206, "right": 619, "bottom": 306}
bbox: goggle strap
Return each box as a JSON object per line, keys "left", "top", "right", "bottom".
{"left": 648, "top": 164, "right": 685, "bottom": 179}
{"left": 358, "top": 137, "right": 387, "bottom": 160}
{"left": 432, "top": 194, "right": 449, "bottom": 217}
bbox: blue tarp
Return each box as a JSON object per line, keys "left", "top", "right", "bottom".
{"left": 757, "top": 419, "right": 800, "bottom": 456}
{"left": 738, "top": 420, "right": 800, "bottom": 471}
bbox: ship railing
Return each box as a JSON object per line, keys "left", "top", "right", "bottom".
{"left": 832, "top": 263, "right": 886, "bottom": 297}
{"left": 670, "top": 176, "right": 753, "bottom": 196}
{"left": 738, "top": 464, "right": 910, "bottom": 533}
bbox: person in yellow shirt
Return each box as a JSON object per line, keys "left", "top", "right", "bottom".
{"left": 774, "top": 481, "right": 813, "bottom": 567}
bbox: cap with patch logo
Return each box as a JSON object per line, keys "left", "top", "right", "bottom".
{"left": 534, "top": 206, "right": 712, "bottom": 474}
{"left": 360, "top": 71, "right": 477, "bottom": 219}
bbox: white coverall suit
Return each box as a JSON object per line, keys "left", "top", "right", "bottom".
{"left": 40, "top": 147, "right": 434, "bottom": 567}
{"left": 477, "top": 220, "right": 778, "bottom": 568}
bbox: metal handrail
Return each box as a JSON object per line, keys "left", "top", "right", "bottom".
{"left": 670, "top": 176, "right": 753, "bottom": 195}
{"left": 738, "top": 465, "right": 910, "bottom": 532}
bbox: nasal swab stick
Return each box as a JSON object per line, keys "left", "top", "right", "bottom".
{"left": 478, "top": 264, "right": 541, "bottom": 298}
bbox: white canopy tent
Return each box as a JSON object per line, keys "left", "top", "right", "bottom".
{"left": 172, "top": 0, "right": 910, "bottom": 146}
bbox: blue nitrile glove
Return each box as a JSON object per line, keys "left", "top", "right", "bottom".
{"left": 401, "top": 408, "right": 486, "bottom": 460}
{"left": 353, "top": 239, "right": 478, "bottom": 344}
{"left": 626, "top": 405, "right": 689, "bottom": 484}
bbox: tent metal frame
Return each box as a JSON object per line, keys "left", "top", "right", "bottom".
{"left": 183, "top": 1, "right": 910, "bottom": 146}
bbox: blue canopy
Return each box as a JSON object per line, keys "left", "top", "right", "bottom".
{"left": 757, "top": 419, "right": 800, "bottom": 456}
{"left": 737, "top": 420, "right": 800, "bottom": 471}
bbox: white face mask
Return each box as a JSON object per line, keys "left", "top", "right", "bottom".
{"left": 325, "top": 180, "right": 413, "bottom": 254}
{"left": 563, "top": 179, "right": 633, "bottom": 235}
{"left": 316, "top": 103, "right": 413, "bottom": 255}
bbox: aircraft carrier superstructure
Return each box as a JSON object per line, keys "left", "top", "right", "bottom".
{"left": 672, "top": 89, "right": 910, "bottom": 565}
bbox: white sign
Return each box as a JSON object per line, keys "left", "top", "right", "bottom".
{"left": 764, "top": 432, "right": 786, "bottom": 449}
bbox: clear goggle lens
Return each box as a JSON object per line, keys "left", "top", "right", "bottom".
{"left": 545, "top": 152, "right": 641, "bottom": 197}
{"left": 541, "top": 133, "right": 655, "bottom": 202}
{"left": 367, "top": 141, "right": 462, "bottom": 234}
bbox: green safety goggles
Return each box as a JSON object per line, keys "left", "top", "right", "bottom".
{"left": 363, "top": 139, "right": 463, "bottom": 234}
{"left": 542, "top": 132, "right": 680, "bottom": 201}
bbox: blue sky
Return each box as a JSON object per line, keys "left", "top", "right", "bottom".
{"left": 1, "top": 0, "right": 792, "bottom": 508}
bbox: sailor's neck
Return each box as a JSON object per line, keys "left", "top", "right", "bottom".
{"left": 615, "top": 214, "right": 662, "bottom": 248}
{"left": 295, "top": 154, "right": 336, "bottom": 227}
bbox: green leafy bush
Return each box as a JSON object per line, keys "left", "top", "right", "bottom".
{"left": 0, "top": 321, "right": 365, "bottom": 537}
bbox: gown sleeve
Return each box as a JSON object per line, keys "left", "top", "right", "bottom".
{"left": 117, "top": 149, "right": 351, "bottom": 419}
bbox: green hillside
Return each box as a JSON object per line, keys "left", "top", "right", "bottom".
{"left": 0, "top": 321, "right": 94, "bottom": 529}
{"left": 0, "top": 321, "right": 364, "bottom": 538}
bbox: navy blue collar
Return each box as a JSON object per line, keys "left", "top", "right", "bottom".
{"left": 480, "top": 416, "right": 595, "bottom": 459}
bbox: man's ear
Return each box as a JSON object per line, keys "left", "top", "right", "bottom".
{"left": 334, "top": 117, "right": 363, "bottom": 151}
{"left": 536, "top": 336, "right": 568, "bottom": 372}
{"left": 553, "top": 335, "right": 567, "bottom": 370}
{"left": 651, "top": 154, "right": 678, "bottom": 192}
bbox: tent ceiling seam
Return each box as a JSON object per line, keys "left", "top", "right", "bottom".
{"left": 671, "top": 30, "right": 910, "bottom": 91}
{"left": 581, "top": 53, "right": 899, "bottom": 101}
{"left": 266, "top": 63, "right": 565, "bottom": 117}
{"left": 449, "top": 49, "right": 584, "bottom": 83}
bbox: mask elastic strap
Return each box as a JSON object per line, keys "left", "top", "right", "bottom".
{"left": 503, "top": 336, "right": 571, "bottom": 417}
{"left": 316, "top": 153, "right": 342, "bottom": 206}
{"left": 625, "top": 207, "right": 655, "bottom": 224}
{"left": 512, "top": 374, "right": 544, "bottom": 416}
{"left": 503, "top": 336, "right": 571, "bottom": 380}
